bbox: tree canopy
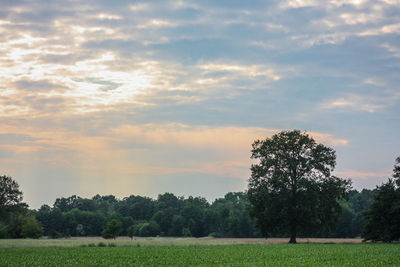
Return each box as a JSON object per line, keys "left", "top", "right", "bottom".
{"left": 102, "top": 219, "right": 122, "bottom": 239}
{"left": 247, "top": 130, "right": 351, "bottom": 243}
{"left": 0, "top": 175, "right": 23, "bottom": 211}
{"left": 362, "top": 156, "right": 400, "bottom": 242}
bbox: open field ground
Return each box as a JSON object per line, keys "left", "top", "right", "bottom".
{"left": 0, "top": 237, "right": 363, "bottom": 248}
{"left": 1, "top": 243, "right": 399, "bottom": 266}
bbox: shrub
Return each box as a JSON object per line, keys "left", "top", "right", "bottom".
{"left": 97, "top": 242, "right": 107, "bottom": 247}
{"left": 48, "top": 229, "right": 63, "bottom": 239}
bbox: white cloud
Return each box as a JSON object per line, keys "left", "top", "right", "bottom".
{"left": 280, "top": 0, "right": 366, "bottom": 9}
{"left": 321, "top": 92, "right": 400, "bottom": 113}
{"left": 130, "top": 3, "right": 149, "bottom": 11}
{"left": 381, "top": 43, "right": 400, "bottom": 57}
{"left": 198, "top": 63, "right": 282, "bottom": 81}
{"left": 138, "top": 19, "right": 177, "bottom": 29}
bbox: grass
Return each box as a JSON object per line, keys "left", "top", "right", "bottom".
{"left": 0, "top": 237, "right": 251, "bottom": 248}
{"left": 0, "top": 237, "right": 363, "bottom": 248}
{"left": 0, "top": 243, "right": 399, "bottom": 266}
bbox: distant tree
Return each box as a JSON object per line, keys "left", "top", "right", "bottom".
{"left": 53, "top": 195, "right": 80, "bottom": 212}
{"left": 0, "top": 223, "right": 8, "bottom": 238}
{"left": 169, "top": 215, "right": 185, "bottom": 236}
{"left": 6, "top": 213, "right": 26, "bottom": 238}
{"left": 247, "top": 130, "right": 351, "bottom": 243}
{"left": 0, "top": 175, "right": 23, "bottom": 217}
{"left": 362, "top": 157, "right": 400, "bottom": 242}
{"left": 181, "top": 196, "right": 209, "bottom": 237}
{"left": 127, "top": 224, "right": 136, "bottom": 239}
{"left": 102, "top": 219, "right": 122, "bottom": 239}
{"left": 137, "top": 221, "right": 161, "bottom": 237}
{"left": 21, "top": 216, "right": 43, "bottom": 239}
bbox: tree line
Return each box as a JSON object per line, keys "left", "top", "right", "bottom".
{"left": 0, "top": 181, "right": 376, "bottom": 240}
{"left": 0, "top": 130, "right": 399, "bottom": 242}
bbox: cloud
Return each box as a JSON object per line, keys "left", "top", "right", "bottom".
{"left": 321, "top": 92, "right": 400, "bottom": 113}
{"left": 358, "top": 23, "right": 400, "bottom": 36}
{"left": 279, "top": 0, "right": 367, "bottom": 9}
{"left": 0, "top": 122, "right": 348, "bottom": 180}
{"left": 138, "top": 19, "right": 177, "bottom": 29}
{"left": 198, "top": 63, "right": 281, "bottom": 81}
{"left": 0, "top": 0, "right": 399, "bottom": 207}
{"left": 335, "top": 169, "right": 390, "bottom": 180}
{"left": 14, "top": 79, "right": 67, "bottom": 92}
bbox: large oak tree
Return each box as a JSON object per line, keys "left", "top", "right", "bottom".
{"left": 247, "top": 130, "right": 350, "bottom": 243}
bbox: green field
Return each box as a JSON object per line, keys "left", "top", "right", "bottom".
{"left": 0, "top": 243, "right": 399, "bottom": 266}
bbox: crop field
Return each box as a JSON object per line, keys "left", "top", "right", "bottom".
{"left": 0, "top": 243, "right": 399, "bottom": 266}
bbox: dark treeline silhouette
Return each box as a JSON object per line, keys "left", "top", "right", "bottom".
{"left": 34, "top": 192, "right": 260, "bottom": 238}
{"left": 0, "top": 174, "right": 381, "bottom": 240}
{"left": 29, "top": 190, "right": 373, "bottom": 239}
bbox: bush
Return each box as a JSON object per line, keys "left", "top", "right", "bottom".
{"left": 48, "top": 229, "right": 63, "bottom": 239}
{"left": 97, "top": 242, "right": 107, "bottom": 247}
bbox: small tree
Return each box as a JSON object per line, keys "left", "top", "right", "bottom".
{"left": 247, "top": 130, "right": 350, "bottom": 243}
{"left": 127, "top": 225, "right": 136, "bottom": 239}
{"left": 102, "top": 219, "right": 122, "bottom": 239}
{"left": 362, "top": 156, "right": 400, "bottom": 242}
{"left": 21, "top": 216, "right": 43, "bottom": 239}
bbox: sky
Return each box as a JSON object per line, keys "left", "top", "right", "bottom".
{"left": 0, "top": 0, "right": 399, "bottom": 209}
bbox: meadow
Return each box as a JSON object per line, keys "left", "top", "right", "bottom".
{"left": 0, "top": 238, "right": 399, "bottom": 266}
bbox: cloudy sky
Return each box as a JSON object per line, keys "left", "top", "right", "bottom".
{"left": 1, "top": 0, "right": 399, "bottom": 208}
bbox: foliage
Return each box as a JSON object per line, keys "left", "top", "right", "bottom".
{"left": 0, "top": 175, "right": 23, "bottom": 210}
{"left": 127, "top": 225, "right": 135, "bottom": 239}
{"left": 0, "top": 223, "right": 9, "bottom": 238}
{"left": 101, "top": 219, "right": 122, "bottom": 239}
{"left": 1, "top": 244, "right": 400, "bottom": 266}
{"left": 134, "top": 221, "right": 161, "bottom": 237}
{"left": 0, "top": 176, "right": 25, "bottom": 221}
{"left": 363, "top": 156, "right": 400, "bottom": 242}
{"left": 34, "top": 191, "right": 263, "bottom": 239}
{"left": 247, "top": 130, "right": 351, "bottom": 243}
{"left": 21, "top": 216, "right": 43, "bottom": 239}
{"left": 30, "top": 189, "right": 375, "bottom": 239}
{"left": 6, "top": 214, "right": 25, "bottom": 238}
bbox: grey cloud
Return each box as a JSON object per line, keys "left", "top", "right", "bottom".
{"left": 15, "top": 79, "right": 67, "bottom": 92}
{"left": 22, "top": 95, "right": 69, "bottom": 113}
{"left": 0, "top": 133, "right": 39, "bottom": 145}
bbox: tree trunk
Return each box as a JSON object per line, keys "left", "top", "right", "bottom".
{"left": 289, "top": 216, "right": 297, "bottom": 244}
{"left": 289, "top": 230, "right": 297, "bottom": 244}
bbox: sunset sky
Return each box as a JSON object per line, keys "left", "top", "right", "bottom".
{"left": 1, "top": 0, "right": 399, "bottom": 209}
